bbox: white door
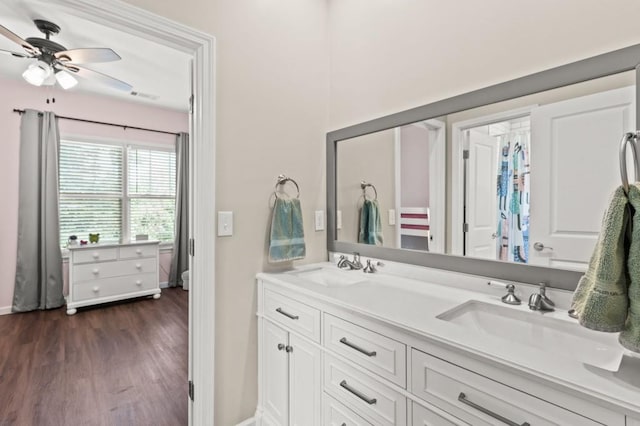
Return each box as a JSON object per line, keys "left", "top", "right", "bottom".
{"left": 289, "top": 334, "right": 321, "bottom": 426}
{"left": 264, "top": 321, "right": 290, "bottom": 426}
{"left": 529, "top": 86, "right": 635, "bottom": 269}
{"left": 466, "top": 129, "right": 499, "bottom": 259}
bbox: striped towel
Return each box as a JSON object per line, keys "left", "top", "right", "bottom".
{"left": 268, "top": 198, "right": 306, "bottom": 263}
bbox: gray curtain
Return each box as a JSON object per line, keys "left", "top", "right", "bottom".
{"left": 169, "top": 132, "right": 190, "bottom": 287}
{"left": 12, "top": 110, "right": 65, "bottom": 312}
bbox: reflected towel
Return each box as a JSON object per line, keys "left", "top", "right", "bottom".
{"left": 621, "top": 184, "right": 640, "bottom": 351}
{"left": 571, "top": 186, "right": 629, "bottom": 332}
{"left": 268, "top": 198, "right": 306, "bottom": 263}
{"left": 358, "top": 199, "right": 383, "bottom": 245}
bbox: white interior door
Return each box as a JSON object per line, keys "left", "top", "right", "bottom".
{"left": 529, "top": 86, "right": 635, "bottom": 269}
{"left": 466, "top": 129, "right": 499, "bottom": 259}
{"left": 263, "top": 321, "right": 289, "bottom": 426}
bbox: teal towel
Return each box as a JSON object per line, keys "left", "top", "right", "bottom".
{"left": 571, "top": 186, "right": 629, "bottom": 332}
{"left": 269, "top": 198, "right": 306, "bottom": 263}
{"left": 358, "top": 199, "right": 383, "bottom": 245}
{"left": 621, "top": 184, "right": 640, "bottom": 351}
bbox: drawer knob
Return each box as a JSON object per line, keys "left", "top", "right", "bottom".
{"left": 339, "top": 337, "right": 377, "bottom": 357}
{"left": 92, "top": 252, "right": 99, "bottom": 259}
{"left": 135, "top": 280, "right": 143, "bottom": 286}
{"left": 136, "top": 248, "right": 142, "bottom": 254}
{"left": 277, "top": 343, "right": 285, "bottom": 351}
{"left": 92, "top": 286, "right": 100, "bottom": 293}
{"left": 135, "top": 263, "right": 142, "bottom": 270}
{"left": 458, "top": 392, "right": 530, "bottom": 426}
{"left": 275, "top": 307, "right": 299, "bottom": 320}
{"left": 339, "top": 380, "right": 376, "bottom": 405}
{"left": 285, "top": 345, "right": 293, "bottom": 353}
{"left": 92, "top": 268, "right": 99, "bottom": 275}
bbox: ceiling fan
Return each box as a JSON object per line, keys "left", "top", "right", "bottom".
{"left": 0, "top": 19, "right": 132, "bottom": 92}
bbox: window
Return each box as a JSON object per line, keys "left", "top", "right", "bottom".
{"left": 59, "top": 139, "right": 176, "bottom": 247}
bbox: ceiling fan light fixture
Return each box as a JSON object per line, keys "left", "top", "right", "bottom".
{"left": 55, "top": 69, "right": 78, "bottom": 89}
{"left": 22, "top": 60, "right": 52, "bottom": 86}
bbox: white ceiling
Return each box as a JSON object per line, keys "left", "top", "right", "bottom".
{"left": 0, "top": 0, "right": 190, "bottom": 111}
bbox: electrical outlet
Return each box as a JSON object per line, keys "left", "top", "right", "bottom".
{"left": 315, "top": 210, "right": 325, "bottom": 231}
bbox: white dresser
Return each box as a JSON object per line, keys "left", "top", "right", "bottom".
{"left": 66, "top": 241, "right": 161, "bottom": 315}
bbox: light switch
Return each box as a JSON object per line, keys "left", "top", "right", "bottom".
{"left": 389, "top": 209, "right": 396, "bottom": 225}
{"left": 337, "top": 210, "right": 342, "bottom": 230}
{"left": 315, "top": 210, "right": 325, "bottom": 231}
{"left": 218, "top": 211, "right": 233, "bottom": 236}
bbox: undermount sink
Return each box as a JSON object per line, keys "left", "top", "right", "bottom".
{"left": 294, "top": 268, "right": 367, "bottom": 287}
{"left": 437, "top": 300, "right": 624, "bottom": 372}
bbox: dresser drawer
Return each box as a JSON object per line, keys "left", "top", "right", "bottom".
{"left": 73, "top": 257, "right": 157, "bottom": 282}
{"left": 264, "top": 289, "right": 320, "bottom": 342}
{"left": 412, "top": 401, "right": 466, "bottom": 426}
{"left": 73, "top": 273, "right": 157, "bottom": 301}
{"left": 119, "top": 244, "right": 157, "bottom": 259}
{"left": 324, "top": 314, "right": 406, "bottom": 388}
{"left": 72, "top": 247, "right": 118, "bottom": 264}
{"left": 411, "top": 349, "right": 602, "bottom": 426}
{"left": 325, "top": 355, "right": 406, "bottom": 426}
{"left": 324, "top": 393, "right": 372, "bottom": 426}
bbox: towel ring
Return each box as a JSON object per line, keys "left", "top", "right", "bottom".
{"left": 274, "top": 174, "right": 300, "bottom": 199}
{"left": 361, "top": 181, "right": 378, "bottom": 201}
{"left": 619, "top": 132, "right": 639, "bottom": 194}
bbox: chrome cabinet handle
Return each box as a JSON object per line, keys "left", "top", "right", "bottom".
{"left": 275, "top": 307, "right": 299, "bottom": 320}
{"left": 458, "top": 393, "right": 530, "bottom": 426}
{"left": 339, "top": 380, "right": 376, "bottom": 405}
{"left": 277, "top": 343, "right": 285, "bottom": 351}
{"left": 339, "top": 337, "right": 376, "bottom": 357}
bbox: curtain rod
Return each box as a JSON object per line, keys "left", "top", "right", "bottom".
{"left": 12, "top": 109, "right": 181, "bottom": 137}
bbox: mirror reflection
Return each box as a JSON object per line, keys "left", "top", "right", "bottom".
{"left": 336, "top": 71, "right": 635, "bottom": 271}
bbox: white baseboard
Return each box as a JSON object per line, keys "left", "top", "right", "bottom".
{"left": 0, "top": 306, "right": 13, "bottom": 315}
{"left": 236, "top": 418, "right": 255, "bottom": 426}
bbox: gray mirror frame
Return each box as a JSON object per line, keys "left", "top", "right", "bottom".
{"left": 327, "top": 44, "right": 640, "bottom": 291}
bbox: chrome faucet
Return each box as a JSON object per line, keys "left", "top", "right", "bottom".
{"left": 363, "top": 259, "right": 383, "bottom": 273}
{"left": 337, "top": 253, "right": 363, "bottom": 270}
{"left": 528, "top": 283, "right": 555, "bottom": 312}
{"left": 501, "top": 284, "right": 522, "bottom": 305}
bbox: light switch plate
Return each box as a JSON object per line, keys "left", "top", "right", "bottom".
{"left": 389, "top": 209, "right": 396, "bottom": 225}
{"left": 218, "top": 211, "right": 233, "bottom": 236}
{"left": 314, "top": 210, "right": 325, "bottom": 231}
{"left": 337, "top": 210, "right": 342, "bottom": 230}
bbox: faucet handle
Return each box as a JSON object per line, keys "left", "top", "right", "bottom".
{"left": 501, "top": 284, "right": 521, "bottom": 305}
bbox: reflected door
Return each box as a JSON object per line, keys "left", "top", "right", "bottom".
{"left": 529, "top": 86, "right": 635, "bottom": 270}
{"left": 466, "top": 129, "right": 499, "bottom": 259}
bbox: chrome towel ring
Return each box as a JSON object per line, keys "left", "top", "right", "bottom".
{"left": 361, "top": 180, "right": 378, "bottom": 201}
{"left": 274, "top": 174, "right": 300, "bottom": 199}
{"left": 619, "top": 132, "right": 640, "bottom": 194}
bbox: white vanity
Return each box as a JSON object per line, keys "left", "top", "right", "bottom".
{"left": 66, "top": 241, "right": 161, "bottom": 315}
{"left": 254, "top": 260, "right": 640, "bottom": 426}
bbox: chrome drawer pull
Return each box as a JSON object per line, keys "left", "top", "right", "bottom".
{"left": 339, "top": 380, "right": 376, "bottom": 405}
{"left": 339, "top": 337, "right": 376, "bottom": 357}
{"left": 458, "top": 392, "right": 530, "bottom": 426}
{"left": 275, "top": 307, "right": 299, "bottom": 320}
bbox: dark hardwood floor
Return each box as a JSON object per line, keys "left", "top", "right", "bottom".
{"left": 0, "top": 288, "right": 188, "bottom": 426}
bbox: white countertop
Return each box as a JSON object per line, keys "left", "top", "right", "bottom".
{"left": 67, "top": 240, "right": 160, "bottom": 250}
{"left": 257, "top": 261, "right": 640, "bottom": 416}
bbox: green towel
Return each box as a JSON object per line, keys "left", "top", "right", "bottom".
{"left": 268, "top": 198, "right": 306, "bottom": 263}
{"left": 571, "top": 186, "right": 630, "bottom": 332}
{"left": 621, "top": 184, "right": 640, "bottom": 351}
{"left": 358, "top": 199, "right": 383, "bottom": 245}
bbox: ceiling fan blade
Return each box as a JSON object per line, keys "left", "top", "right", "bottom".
{"left": 55, "top": 48, "right": 121, "bottom": 64}
{"left": 0, "top": 23, "right": 40, "bottom": 55}
{"left": 61, "top": 64, "right": 132, "bottom": 92}
{"left": 0, "top": 48, "right": 32, "bottom": 58}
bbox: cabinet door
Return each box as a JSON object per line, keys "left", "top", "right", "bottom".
{"left": 264, "top": 321, "right": 290, "bottom": 426}
{"left": 412, "top": 402, "right": 466, "bottom": 426}
{"left": 289, "top": 334, "right": 321, "bottom": 426}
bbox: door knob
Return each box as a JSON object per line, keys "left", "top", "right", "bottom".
{"left": 533, "top": 242, "right": 553, "bottom": 251}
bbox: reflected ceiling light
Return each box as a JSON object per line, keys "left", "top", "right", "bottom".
{"left": 55, "top": 69, "right": 78, "bottom": 89}
{"left": 22, "top": 60, "right": 52, "bottom": 86}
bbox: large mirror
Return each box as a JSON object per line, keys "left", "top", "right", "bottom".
{"left": 328, "top": 45, "right": 640, "bottom": 289}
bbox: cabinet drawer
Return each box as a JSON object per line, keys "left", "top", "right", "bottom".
{"left": 324, "top": 314, "right": 406, "bottom": 388}
{"left": 325, "top": 355, "right": 406, "bottom": 426}
{"left": 119, "top": 244, "right": 157, "bottom": 259}
{"left": 73, "top": 258, "right": 157, "bottom": 282}
{"left": 411, "top": 349, "right": 602, "bottom": 426}
{"left": 72, "top": 247, "right": 118, "bottom": 264}
{"left": 412, "top": 402, "right": 466, "bottom": 426}
{"left": 73, "top": 273, "right": 157, "bottom": 301}
{"left": 324, "top": 393, "right": 372, "bottom": 426}
{"left": 264, "top": 289, "right": 320, "bottom": 342}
